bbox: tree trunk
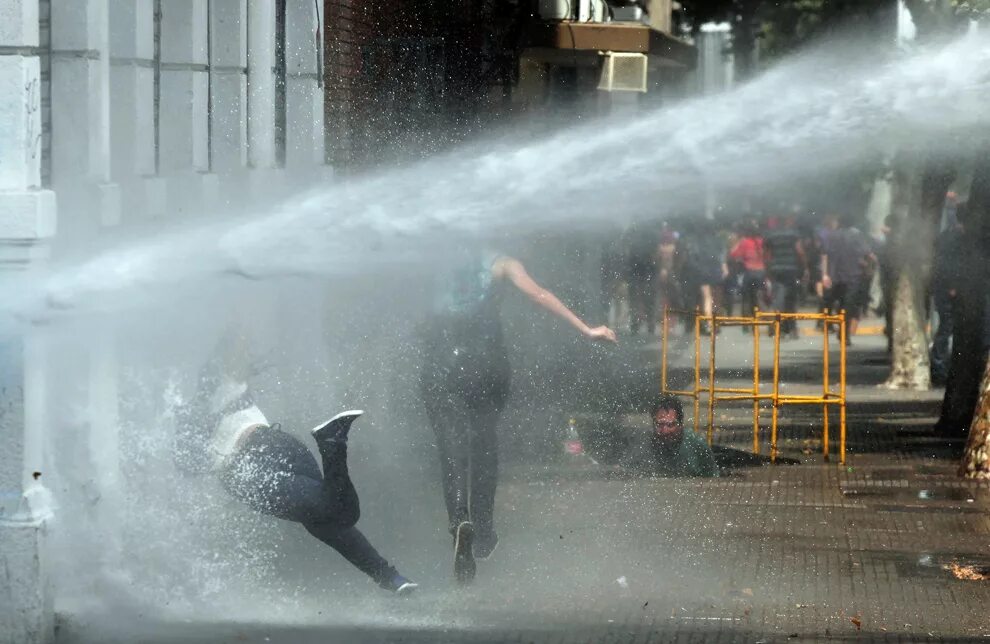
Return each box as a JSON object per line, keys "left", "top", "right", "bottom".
{"left": 959, "top": 359, "right": 990, "bottom": 478}
{"left": 947, "top": 149, "right": 990, "bottom": 450}
{"left": 883, "top": 154, "right": 953, "bottom": 389}
{"left": 884, "top": 266, "right": 931, "bottom": 389}
{"left": 902, "top": 0, "right": 960, "bottom": 43}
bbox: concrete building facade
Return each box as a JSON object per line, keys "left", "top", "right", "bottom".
{"left": 0, "top": 1, "right": 331, "bottom": 642}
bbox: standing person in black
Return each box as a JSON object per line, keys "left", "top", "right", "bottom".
{"left": 625, "top": 221, "right": 659, "bottom": 335}
{"left": 693, "top": 220, "right": 730, "bottom": 334}
{"left": 174, "top": 341, "right": 417, "bottom": 595}
{"left": 930, "top": 206, "right": 967, "bottom": 385}
{"left": 419, "top": 248, "right": 616, "bottom": 584}
{"left": 763, "top": 216, "right": 807, "bottom": 339}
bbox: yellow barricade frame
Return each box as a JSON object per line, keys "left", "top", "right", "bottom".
{"left": 660, "top": 307, "right": 848, "bottom": 464}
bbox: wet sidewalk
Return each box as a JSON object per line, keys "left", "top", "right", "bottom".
{"left": 56, "top": 325, "right": 990, "bottom": 644}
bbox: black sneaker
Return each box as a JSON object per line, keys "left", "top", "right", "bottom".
{"left": 474, "top": 529, "right": 499, "bottom": 560}
{"left": 453, "top": 521, "right": 476, "bottom": 584}
{"left": 380, "top": 573, "right": 418, "bottom": 596}
{"left": 312, "top": 409, "right": 363, "bottom": 444}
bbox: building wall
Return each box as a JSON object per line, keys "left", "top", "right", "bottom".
{"left": 323, "top": 0, "right": 381, "bottom": 169}
{"left": 0, "top": 0, "right": 57, "bottom": 640}
{"left": 322, "top": 0, "right": 522, "bottom": 170}
{"left": 0, "top": 2, "right": 333, "bottom": 641}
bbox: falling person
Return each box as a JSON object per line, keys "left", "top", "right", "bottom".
{"left": 419, "top": 248, "right": 616, "bottom": 584}
{"left": 174, "top": 350, "right": 417, "bottom": 595}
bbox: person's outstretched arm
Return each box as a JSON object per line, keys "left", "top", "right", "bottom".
{"left": 493, "top": 256, "right": 617, "bottom": 343}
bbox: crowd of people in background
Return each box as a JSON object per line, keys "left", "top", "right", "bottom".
{"left": 602, "top": 211, "right": 882, "bottom": 346}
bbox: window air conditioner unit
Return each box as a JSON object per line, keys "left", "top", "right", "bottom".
{"left": 539, "top": 0, "right": 571, "bottom": 20}
{"left": 579, "top": 0, "right": 608, "bottom": 22}
{"left": 610, "top": 6, "right": 646, "bottom": 22}
{"left": 597, "top": 52, "right": 648, "bottom": 92}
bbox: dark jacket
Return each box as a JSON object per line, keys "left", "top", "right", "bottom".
{"left": 618, "top": 429, "right": 718, "bottom": 478}
{"left": 932, "top": 227, "right": 965, "bottom": 296}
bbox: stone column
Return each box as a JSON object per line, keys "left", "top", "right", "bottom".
{"left": 0, "top": 1, "right": 58, "bottom": 642}
{"left": 50, "top": 0, "right": 120, "bottom": 238}
{"left": 50, "top": 0, "right": 127, "bottom": 597}
{"left": 284, "top": 0, "right": 325, "bottom": 178}
{"left": 246, "top": 0, "right": 283, "bottom": 197}
{"left": 159, "top": 0, "right": 217, "bottom": 215}
{"left": 210, "top": 0, "right": 247, "bottom": 175}
{"left": 108, "top": 0, "right": 165, "bottom": 220}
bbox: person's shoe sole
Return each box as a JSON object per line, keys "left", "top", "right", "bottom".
{"left": 311, "top": 409, "right": 364, "bottom": 441}
{"left": 453, "top": 521, "right": 476, "bottom": 584}
{"left": 395, "top": 581, "right": 419, "bottom": 596}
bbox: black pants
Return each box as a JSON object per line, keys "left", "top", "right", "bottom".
{"left": 420, "top": 340, "right": 510, "bottom": 537}
{"left": 219, "top": 427, "right": 397, "bottom": 585}
{"left": 825, "top": 280, "right": 864, "bottom": 338}
{"left": 740, "top": 270, "right": 766, "bottom": 317}
{"left": 769, "top": 270, "right": 800, "bottom": 334}
{"left": 931, "top": 292, "right": 954, "bottom": 382}
{"left": 628, "top": 270, "right": 656, "bottom": 334}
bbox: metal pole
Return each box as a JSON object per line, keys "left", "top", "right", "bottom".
{"left": 839, "top": 310, "right": 847, "bottom": 464}
{"left": 752, "top": 308, "right": 760, "bottom": 455}
{"left": 694, "top": 308, "right": 701, "bottom": 434}
{"left": 707, "top": 313, "right": 717, "bottom": 446}
{"left": 661, "top": 303, "right": 668, "bottom": 394}
{"left": 822, "top": 309, "right": 830, "bottom": 461}
{"left": 771, "top": 313, "right": 781, "bottom": 462}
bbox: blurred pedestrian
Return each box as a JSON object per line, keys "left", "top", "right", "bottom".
{"left": 821, "top": 215, "right": 876, "bottom": 343}
{"left": 685, "top": 219, "right": 728, "bottom": 334}
{"left": 729, "top": 221, "right": 766, "bottom": 329}
{"left": 815, "top": 215, "right": 841, "bottom": 323}
{"left": 656, "top": 227, "right": 681, "bottom": 333}
{"left": 723, "top": 227, "right": 742, "bottom": 317}
{"left": 626, "top": 220, "right": 658, "bottom": 336}
{"left": 601, "top": 229, "right": 630, "bottom": 333}
{"left": 763, "top": 216, "right": 807, "bottom": 338}
{"left": 930, "top": 204, "right": 967, "bottom": 385}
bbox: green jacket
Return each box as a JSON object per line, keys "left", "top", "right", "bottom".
{"left": 618, "top": 429, "right": 718, "bottom": 478}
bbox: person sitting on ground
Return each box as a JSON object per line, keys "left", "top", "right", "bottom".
{"left": 617, "top": 394, "right": 718, "bottom": 478}
{"left": 174, "top": 335, "right": 417, "bottom": 595}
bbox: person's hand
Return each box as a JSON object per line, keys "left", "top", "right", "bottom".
{"left": 949, "top": 288, "right": 957, "bottom": 298}
{"left": 821, "top": 274, "right": 832, "bottom": 289}
{"left": 585, "top": 325, "right": 618, "bottom": 343}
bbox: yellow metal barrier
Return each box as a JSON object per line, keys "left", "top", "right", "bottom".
{"left": 660, "top": 307, "right": 848, "bottom": 463}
